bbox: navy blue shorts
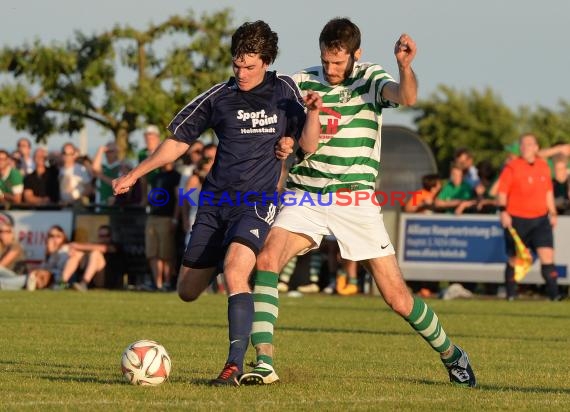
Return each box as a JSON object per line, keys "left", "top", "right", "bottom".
{"left": 505, "top": 214, "right": 554, "bottom": 257}
{"left": 183, "top": 202, "right": 277, "bottom": 268}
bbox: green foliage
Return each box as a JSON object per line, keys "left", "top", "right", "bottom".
{"left": 2, "top": 291, "right": 570, "bottom": 410}
{"left": 411, "top": 85, "right": 570, "bottom": 176}
{"left": 0, "top": 9, "right": 234, "bottom": 156}
{"left": 411, "top": 85, "right": 517, "bottom": 176}
{"left": 517, "top": 101, "right": 570, "bottom": 147}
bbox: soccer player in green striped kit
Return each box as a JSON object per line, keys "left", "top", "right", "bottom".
{"left": 240, "top": 17, "right": 476, "bottom": 387}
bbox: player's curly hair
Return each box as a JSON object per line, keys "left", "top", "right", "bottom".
{"left": 319, "top": 17, "right": 361, "bottom": 54}
{"left": 231, "top": 20, "right": 278, "bottom": 65}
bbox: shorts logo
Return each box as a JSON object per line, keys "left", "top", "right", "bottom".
{"left": 255, "top": 203, "right": 276, "bottom": 225}
{"left": 249, "top": 228, "right": 260, "bottom": 238}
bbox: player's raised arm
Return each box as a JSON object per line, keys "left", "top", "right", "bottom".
{"left": 382, "top": 33, "right": 418, "bottom": 106}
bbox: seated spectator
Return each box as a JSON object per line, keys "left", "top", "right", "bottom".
{"left": 61, "top": 224, "right": 123, "bottom": 291}
{"left": 16, "top": 137, "right": 35, "bottom": 175}
{"left": 436, "top": 162, "right": 476, "bottom": 214}
{"left": 26, "top": 225, "right": 70, "bottom": 290}
{"left": 454, "top": 147, "right": 480, "bottom": 189}
{"left": 0, "top": 149, "right": 24, "bottom": 205}
{"left": 404, "top": 173, "right": 442, "bottom": 213}
{"left": 92, "top": 142, "right": 121, "bottom": 205}
{"left": 23, "top": 147, "right": 60, "bottom": 205}
{"left": 59, "top": 143, "right": 92, "bottom": 205}
{"left": 474, "top": 160, "right": 499, "bottom": 213}
{"left": 552, "top": 155, "right": 570, "bottom": 215}
{"left": 0, "top": 212, "right": 31, "bottom": 290}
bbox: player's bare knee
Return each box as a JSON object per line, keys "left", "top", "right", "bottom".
{"left": 256, "top": 249, "right": 274, "bottom": 271}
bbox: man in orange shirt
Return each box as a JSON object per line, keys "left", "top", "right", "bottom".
{"left": 497, "top": 133, "right": 561, "bottom": 301}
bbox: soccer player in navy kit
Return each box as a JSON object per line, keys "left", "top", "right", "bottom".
{"left": 113, "top": 20, "right": 322, "bottom": 386}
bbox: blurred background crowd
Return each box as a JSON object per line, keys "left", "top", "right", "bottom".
{"left": 1, "top": 129, "right": 569, "bottom": 299}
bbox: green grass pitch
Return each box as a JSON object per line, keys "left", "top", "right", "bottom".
{"left": 1, "top": 291, "right": 569, "bottom": 410}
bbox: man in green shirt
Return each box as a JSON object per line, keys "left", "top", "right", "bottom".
{"left": 92, "top": 142, "right": 121, "bottom": 205}
{"left": 0, "top": 150, "right": 24, "bottom": 205}
{"left": 436, "top": 163, "right": 476, "bottom": 214}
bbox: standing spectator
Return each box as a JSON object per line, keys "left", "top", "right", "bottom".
{"left": 61, "top": 224, "right": 122, "bottom": 291}
{"left": 404, "top": 173, "right": 442, "bottom": 213}
{"left": 436, "top": 163, "right": 476, "bottom": 214}
{"left": 173, "top": 140, "right": 208, "bottom": 260}
{"left": 112, "top": 161, "right": 143, "bottom": 206}
{"left": 454, "top": 147, "right": 480, "bottom": 189}
{"left": 58, "top": 143, "right": 92, "bottom": 205}
{"left": 538, "top": 141, "right": 570, "bottom": 176}
{"left": 182, "top": 144, "right": 217, "bottom": 243}
{"left": 0, "top": 212, "right": 30, "bottom": 290}
{"left": 138, "top": 125, "right": 162, "bottom": 203}
{"left": 23, "top": 147, "right": 60, "bottom": 205}
{"left": 177, "top": 140, "right": 205, "bottom": 193}
{"left": 92, "top": 142, "right": 121, "bottom": 205}
{"left": 497, "top": 133, "right": 561, "bottom": 301}
{"left": 16, "top": 137, "right": 35, "bottom": 175}
{"left": 145, "top": 162, "right": 181, "bottom": 291}
{"left": 551, "top": 155, "right": 570, "bottom": 215}
{"left": 0, "top": 149, "right": 24, "bottom": 205}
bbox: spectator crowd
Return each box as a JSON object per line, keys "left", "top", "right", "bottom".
{"left": 1, "top": 132, "right": 569, "bottom": 300}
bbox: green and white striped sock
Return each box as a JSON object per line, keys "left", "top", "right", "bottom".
{"left": 251, "top": 270, "right": 279, "bottom": 366}
{"left": 405, "top": 296, "right": 452, "bottom": 354}
{"left": 309, "top": 252, "right": 321, "bottom": 284}
{"left": 279, "top": 256, "right": 297, "bottom": 285}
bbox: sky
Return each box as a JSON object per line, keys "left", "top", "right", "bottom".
{"left": 1, "top": 0, "right": 569, "bottom": 155}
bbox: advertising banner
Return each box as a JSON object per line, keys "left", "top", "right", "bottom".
{"left": 398, "top": 214, "right": 569, "bottom": 285}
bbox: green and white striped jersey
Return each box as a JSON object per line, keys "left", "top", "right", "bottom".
{"left": 289, "top": 62, "right": 397, "bottom": 194}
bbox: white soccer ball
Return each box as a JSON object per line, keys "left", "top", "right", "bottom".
{"left": 121, "top": 339, "right": 172, "bottom": 386}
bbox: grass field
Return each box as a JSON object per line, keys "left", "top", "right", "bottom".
{"left": 1, "top": 291, "right": 569, "bottom": 411}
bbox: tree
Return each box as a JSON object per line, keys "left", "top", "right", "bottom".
{"left": 410, "top": 85, "right": 517, "bottom": 175}
{"left": 0, "top": 9, "right": 234, "bottom": 157}
{"left": 516, "top": 101, "right": 570, "bottom": 148}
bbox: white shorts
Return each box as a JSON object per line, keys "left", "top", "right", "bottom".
{"left": 274, "top": 190, "right": 395, "bottom": 260}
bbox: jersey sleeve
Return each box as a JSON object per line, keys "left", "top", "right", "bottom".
{"left": 279, "top": 74, "right": 306, "bottom": 140}
{"left": 371, "top": 65, "right": 399, "bottom": 109}
{"left": 167, "top": 83, "right": 225, "bottom": 143}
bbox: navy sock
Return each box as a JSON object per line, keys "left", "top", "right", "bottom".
{"left": 226, "top": 293, "right": 253, "bottom": 371}
{"left": 505, "top": 264, "right": 516, "bottom": 298}
{"left": 541, "top": 264, "right": 559, "bottom": 300}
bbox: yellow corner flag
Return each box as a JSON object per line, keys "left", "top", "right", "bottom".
{"left": 508, "top": 227, "right": 533, "bottom": 282}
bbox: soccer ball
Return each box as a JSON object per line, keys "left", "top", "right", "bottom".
{"left": 121, "top": 339, "right": 172, "bottom": 386}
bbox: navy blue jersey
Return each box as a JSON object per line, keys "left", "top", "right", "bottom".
{"left": 168, "top": 71, "right": 306, "bottom": 201}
